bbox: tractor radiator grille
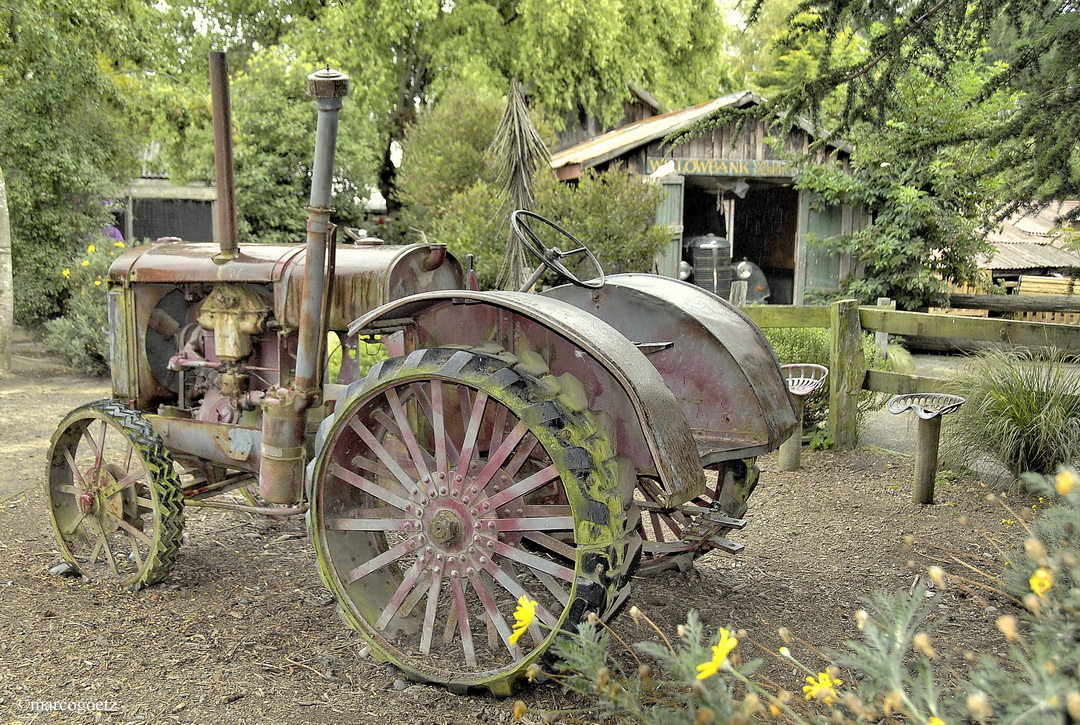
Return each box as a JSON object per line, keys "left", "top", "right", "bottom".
{"left": 692, "top": 237, "right": 732, "bottom": 299}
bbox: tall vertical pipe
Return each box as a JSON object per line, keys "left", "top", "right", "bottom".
{"left": 209, "top": 51, "right": 239, "bottom": 261}
{"left": 293, "top": 68, "right": 350, "bottom": 393}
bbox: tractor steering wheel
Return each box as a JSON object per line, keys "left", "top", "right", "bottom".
{"left": 511, "top": 210, "right": 606, "bottom": 289}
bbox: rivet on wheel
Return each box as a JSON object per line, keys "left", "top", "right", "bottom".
{"left": 455, "top": 474, "right": 463, "bottom": 483}
{"left": 435, "top": 553, "right": 444, "bottom": 561}
{"left": 465, "top": 567, "right": 475, "bottom": 576}
{"left": 439, "top": 487, "right": 448, "bottom": 495}
{"left": 462, "top": 496, "right": 470, "bottom": 504}
{"left": 515, "top": 507, "right": 524, "bottom": 515}
{"left": 438, "top": 472, "right": 446, "bottom": 480}
{"left": 450, "top": 569, "right": 458, "bottom": 577}
{"left": 451, "top": 489, "right": 460, "bottom": 497}
{"left": 478, "top": 556, "right": 488, "bottom": 565}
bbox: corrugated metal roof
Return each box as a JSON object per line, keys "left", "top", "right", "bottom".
{"left": 981, "top": 242, "right": 1080, "bottom": 271}
{"left": 550, "top": 90, "right": 762, "bottom": 171}
{"left": 981, "top": 203, "right": 1080, "bottom": 271}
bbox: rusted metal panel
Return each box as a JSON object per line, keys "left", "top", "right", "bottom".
{"left": 148, "top": 416, "right": 261, "bottom": 474}
{"left": 348, "top": 291, "right": 706, "bottom": 507}
{"left": 544, "top": 275, "right": 798, "bottom": 463}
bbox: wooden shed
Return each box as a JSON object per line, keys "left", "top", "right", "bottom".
{"left": 551, "top": 91, "right": 864, "bottom": 304}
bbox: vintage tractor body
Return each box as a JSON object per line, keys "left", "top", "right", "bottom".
{"left": 45, "top": 55, "right": 798, "bottom": 695}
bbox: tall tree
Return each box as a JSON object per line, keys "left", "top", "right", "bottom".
{"left": 748, "top": 0, "right": 1080, "bottom": 218}
{"left": 0, "top": 0, "right": 148, "bottom": 327}
{"left": 287, "top": 0, "right": 733, "bottom": 211}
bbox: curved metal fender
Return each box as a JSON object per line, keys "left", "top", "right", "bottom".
{"left": 347, "top": 290, "right": 705, "bottom": 507}
{"left": 545, "top": 275, "right": 799, "bottom": 464}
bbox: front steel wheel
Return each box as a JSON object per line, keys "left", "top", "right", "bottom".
{"left": 309, "top": 347, "right": 640, "bottom": 694}
{"left": 46, "top": 400, "right": 185, "bottom": 588}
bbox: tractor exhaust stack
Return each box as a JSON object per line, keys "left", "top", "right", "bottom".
{"left": 209, "top": 51, "right": 239, "bottom": 262}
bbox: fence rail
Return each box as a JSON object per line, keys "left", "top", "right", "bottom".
{"left": 741, "top": 300, "right": 1080, "bottom": 449}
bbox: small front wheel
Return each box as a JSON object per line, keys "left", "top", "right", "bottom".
{"left": 46, "top": 400, "right": 185, "bottom": 588}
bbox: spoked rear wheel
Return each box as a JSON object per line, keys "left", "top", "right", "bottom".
{"left": 46, "top": 400, "right": 184, "bottom": 588}
{"left": 309, "top": 348, "right": 639, "bottom": 694}
{"left": 636, "top": 459, "right": 758, "bottom": 573}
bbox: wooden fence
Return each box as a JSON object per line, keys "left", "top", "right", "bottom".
{"left": 742, "top": 300, "right": 1080, "bottom": 449}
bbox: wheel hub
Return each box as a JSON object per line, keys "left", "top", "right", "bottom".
{"left": 428, "top": 509, "right": 463, "bottom": 545}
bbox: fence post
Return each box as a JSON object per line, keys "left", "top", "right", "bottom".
{"left": 828, "top": 299, "right": 863, "bottom": 449}
{"left": 875, "top": 297, "right": 894, "bottom": 360}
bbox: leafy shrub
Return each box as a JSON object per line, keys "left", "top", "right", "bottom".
{"left": 762, "top": 326, "right": 909, "bottom": 439}
{"left": 44, "top": 238, "right": 131, "bottom": 376}
{"left": 944, "top": 347, "right": 1080, "bottom": 477}
{"left": 514, "top": 466, "right": 1080, "bottom": 725}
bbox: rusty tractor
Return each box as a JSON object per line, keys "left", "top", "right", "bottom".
{"left": 44, "top": 53, "right": 798, "bottom": 695}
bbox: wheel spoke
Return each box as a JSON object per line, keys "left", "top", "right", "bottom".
{"left": 504, "top": 434, "right": 540, "bottom": 477}
{"left": 375, "top": 554, "right": 431, "bottom": 630}
{"left": 347, "top": 418, "right": 421, "bottom": 498}
{"left": 106, "top": 512, "right": 154, "bottom": 547}
{"left": 101, "top": 468, "right": 147, "bottom": 498}
{"left": 344, "top": 537, "right": 414, "bottom": 583}
{"left": 465, "top": 569, "right": 519, "bottom": 655}
{"left": 61, "top": 511, "right": 90, "bottom": 537}
{"left": 385, "top": 387, "right": 433, "bottom": 482}
{"left": 477, "top": 557, "right": 560, "bottom": 628}
{"left": 493, "top": 508, "right": 574, "bottom": 532}
{"left": 63, "top": 448, "right": 88, "bottom": 490}
{"left": 490, "top": 538, "right": 575, "bottom": 582}
{"left": 96, "top": 525, "right": 120, "bottom": 575}
{"left": 327, "top": 515, "right": 412, "bottom": 532}
{"left": 481, "top": 464, "right": 560, "bottom": 513}
{"left": 448, "top": 576, "right": 477, "bottom": 667}
{"left": 523, "top": 531, "right": 577, "bottom": 561}
{"left": 454, "top": 390, "right": 489, "bottom": 478}
{"left": 330, "top": 462, "right": 410, "bottom": 511}
{"left": 472, "top": 420, "right": 529, "bottom": 489}
{"left": 420, "top": 572, "right": 444, "bottom": 655}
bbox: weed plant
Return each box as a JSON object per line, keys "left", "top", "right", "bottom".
{"left": 44, "top": 238, "right": 131, "bottom": 375}
{"left": 513, "top": 466, "right": 1080, "bottom": 725}
{"left": 945, "top": 347, "right": 1080, "bottom": 477}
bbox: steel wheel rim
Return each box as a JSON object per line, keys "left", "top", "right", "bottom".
{"left": 312, "top": 372, "right": 586, "bottom": 685}
{"left": 49, "top": 414, "right": 160, "bottom": 584}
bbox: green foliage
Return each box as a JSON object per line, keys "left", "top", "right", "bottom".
{"left": 792, "top": 60, "right": 1010, "bottom": 310}
{"left": 944, "top": 348, "right": 1080, "bottom": 478}
{"left": 396, "top": 83, "right": 668, "bottom": 288}
{"left": 742, "top": 0, "right": 1080, "bottom": 221}
{"left": 43, "top": 238, "right": 133, "bottom": 376}
{"left": 530, "top": 465, "right": 1080, "bottom": 725}
{"left": 0, "top": 0, "right": 146, "bottom": 328}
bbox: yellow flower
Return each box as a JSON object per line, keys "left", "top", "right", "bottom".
{"left": 803, "top": 672, "right": 842, "bottom": 705}
{"left": 1030, "top": 567, "right": 1053, "bottom": 597}
{"left": 929, "top": 717, "right": 947, "bottom": 725}
{"left": 81, "top": 259, "right": 90, "bottom": 267}
{"left": 86, "top": 243, "right": 96, "bottom": 254}
{"left": 61, "top": 268, "right": 71, "bottom": 278}
{"left": 93, "top": 280, "right": 102, "bottom": 286}
{"left": 508, "top": 595, "right": 537, "bottom": 645}
{"left": 113, "top": 240, "right": 126, "bottom": 248}
{"left": 695, "top": 627, "right": 738, "bottom": 680}
{"left": 1057, "top": 469, "right": 1078, "bottom": 496}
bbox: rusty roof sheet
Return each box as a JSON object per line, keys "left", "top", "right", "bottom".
{"left": 550, "top": 91, "right": 762, "bottom": 170}
{"left": 982, "top": 203, "right": 1080, "bottom": 270}
{"left": 981, "top": 242, "right": 1080, "bottom": 271}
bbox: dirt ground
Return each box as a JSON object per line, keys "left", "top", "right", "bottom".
{"left": 0, "top": 350, "right": 1029, "bottom": 725}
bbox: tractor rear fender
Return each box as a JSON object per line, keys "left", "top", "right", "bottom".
{"left": 544, "top": 275, "right": 799, "bottom": 465}
{"left": 347, "top": 290, "right": 705, "bottom": 507}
